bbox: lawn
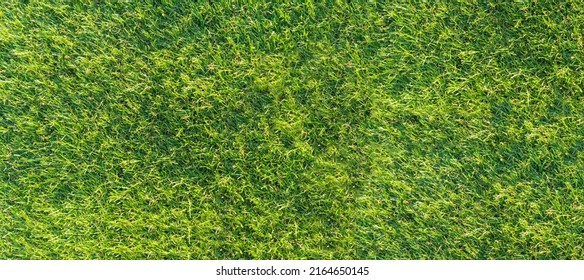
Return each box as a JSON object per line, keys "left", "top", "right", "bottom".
{"left": 1, "top": 0, "right": 583, "bottom": 259}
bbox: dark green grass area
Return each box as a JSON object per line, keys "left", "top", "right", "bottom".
{"left": 1, "top": 0, "right": 584, "bottom": 259}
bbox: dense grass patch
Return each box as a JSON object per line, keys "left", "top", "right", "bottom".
{"left": 1, "top": 0, "right": 583, "bottom": 259}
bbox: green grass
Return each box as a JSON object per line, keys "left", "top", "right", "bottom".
{"left": 1, "top": 0, "right": 584, "bottom": 259}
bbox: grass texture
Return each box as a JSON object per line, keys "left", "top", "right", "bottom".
{"left": 1, "top": 0, "right": 584, "bottom": 259}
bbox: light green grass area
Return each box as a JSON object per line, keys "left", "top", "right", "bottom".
{"left": 1, "top": 0, "right": 584, "bottom": 259}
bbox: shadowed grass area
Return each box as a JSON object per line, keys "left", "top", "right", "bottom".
{"left": 1, "top": 0, "right": 583, "bottom": 259}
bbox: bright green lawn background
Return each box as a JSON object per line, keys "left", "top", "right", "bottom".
{"left": 1, "top": 0, "right": 584, "bottom": 259}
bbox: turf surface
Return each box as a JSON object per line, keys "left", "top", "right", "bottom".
{"left": 1, "top": 0, "right": 584, "bottom": 259}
